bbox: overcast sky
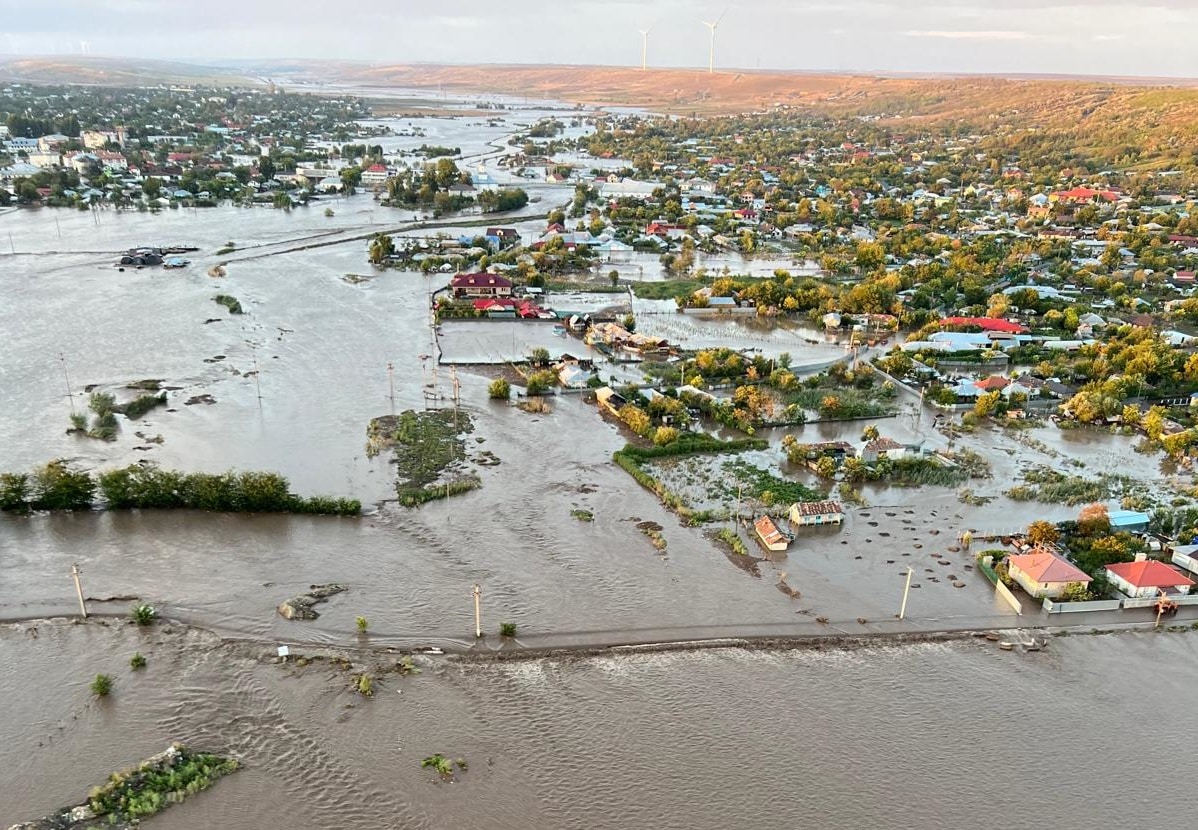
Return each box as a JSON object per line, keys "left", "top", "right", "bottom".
{"left": 2, "top": 0, "right": 1196, "bottom": 79}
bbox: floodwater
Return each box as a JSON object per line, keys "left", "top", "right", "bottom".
{"left": 0, "top": 100, "right": 1188, "bottom": 827}
{"left": 2, "top": 621, "right": 1196, "bottom": 829}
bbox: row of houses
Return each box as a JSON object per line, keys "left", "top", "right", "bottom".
{"left": 1008, "top": 547, "right": 1194, "bottom": 600}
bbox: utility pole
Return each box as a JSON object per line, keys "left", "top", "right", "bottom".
{"left": 898, "top": 567, "right": 914, "bottom": 620}
{"left": 387, "top": 361, "right": 395, "bottom": 414}
{"left": 57, "top": 353, "right": 75, "bottom": 414}
{"left": 451, "top": 366, "right": 460, "bottom": 430}
{"left": 71, "top": 564, "right": 87, "bottom": 618}
{"left": 252, "top": 348, "right": 263, "bottom": 401}
{"left": 472, "top": 584, "right": 482, "bottom": 638}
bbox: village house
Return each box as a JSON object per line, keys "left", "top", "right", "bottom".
{"left": 1170, "top": 544, "right": 1198, "bottom": 577}
{"left": 1105, "top": 556, "right": 1194, "bottom": 598}
{"left": 360, "top": 164, "right": 390, "bottom": 187}
{"left": 857, "top": 437, "right": 914, "bottom": 464}
{"left": 594, "top": 387, "right": 627, "bottom": 417}
{"left": 1006, "top": 547, "right": 1092, "bottom": 599}
{"left": 788, "top": 501, "right": 845, "bottom": 528}
{"left": 754, "top": 516, "right": 790, "bottom": 552}
{"left": 449, "top": 273, "right": 513, "bottom": 300}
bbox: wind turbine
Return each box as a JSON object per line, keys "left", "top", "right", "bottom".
{"left": 701, "top": 9, "right": 728, "bottom": 75}
{"left": 638, "top": 26, "right": 653, "bottom": 72}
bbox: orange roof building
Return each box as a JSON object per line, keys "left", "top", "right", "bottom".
{"left": 1007, "top": 548, "right": 1091, "bottom": 599}
{"left": 754, "top": 516, "right": 790, "bottom": 552}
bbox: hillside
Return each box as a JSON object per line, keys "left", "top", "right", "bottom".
{"left": 0, "top": 56, "right": 254, "bottom": 87}
{"left": 7, "top": 57, "right": 1198, "bottom": 162}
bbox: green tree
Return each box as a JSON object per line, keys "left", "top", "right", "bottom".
{"left": 861, "top": 424, "right": 880, "bottom": 441}
{"left": 368, "top": 233, "right": 395, "bottom": 265}
{"left": 340, "top": 166, "right": 362, "bottom": 192}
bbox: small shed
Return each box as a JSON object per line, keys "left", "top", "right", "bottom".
{"left": 1108, "top": 509, "right": 1150, "bottom": 533}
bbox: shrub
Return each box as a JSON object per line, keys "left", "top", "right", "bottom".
{"left": 488, "top": 378, "right": 511, "bottom": 400}
{"left": 525, "top": 370, "right": 556, "bottom": 395}
{"left": 131, "top": 603, "right": 156, "bottom": 626}
{"left": 130, "top": 653, "right": 147, "bottom": 670}
{"left": 69, "top": 412, "right": 88, "bottom": 431}
{"left": 91, "top": 673, "right": 114, "bottom": 697}
{"left": 500, "top": 622, "right": 517, "bottom": 637}
{"left": 0, "top": 473, "right": 30, "bottom": 511}
{"left": 357, "top": 674, "right": 374, "bottom": 697}
{"left": 89, "top": 410, "right": 119, "bottom": 440}
{"left": 213, "top": 294, "right": 244, "bottom": 314}
{"left": 118, "top": 392, "right": 167, "bottom": 420}
{"left": 421, "top": 754, "right": 453, "bottom": 777}
{"left": 356, "top": 616, "right": 368, "bottom": 633}
{"left": 89, "top": 392, "right": 116, "bottom": 416}
{"left": 30, "top": 461, "right": 95, "bottom": 511}
{"left": 653, "top": 426, "right": 680, "bottom": 446}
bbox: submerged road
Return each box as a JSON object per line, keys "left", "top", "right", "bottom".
{"left": 4, "top": 599, "right": 1196, "bottom": 659}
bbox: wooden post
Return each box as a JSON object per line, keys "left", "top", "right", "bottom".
{"left": 898, "top": 566, "right": 913, "bottom": 620}
{"left": 71, "top": 564, "right": 87, "bottom": 619}
{"left": 472, "top": 584, "right": 482, "bottom": 638}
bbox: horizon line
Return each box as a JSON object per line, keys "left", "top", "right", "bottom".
{"left": 2, "top": 53, "right": 1198, "bottom": 87}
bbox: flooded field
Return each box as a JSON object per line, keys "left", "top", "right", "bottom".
{"left": 3, "top": 621, "right": 1196, "bottom": 829}
{"left": 0, "top": 99, "right": 1188, "bottom": 827}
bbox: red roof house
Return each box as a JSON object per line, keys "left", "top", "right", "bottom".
{"left": 1052, "top": 186, "right": 1120, "bottom": 204}
{"left": 450, "top": 273, "right": 513, "bottom": 300}
{"left": 975, "top": 376, "right": 1011, "bottom": 392}
{"left": 1106, "top": 559, "right": 1194, "bottom": 599}
{"left": 940, "top": 317, "right": 1029, "bottom": 334}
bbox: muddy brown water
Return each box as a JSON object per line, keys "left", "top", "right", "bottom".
{"left": 2, "top": 621, "right": 1196, "bottom": 829}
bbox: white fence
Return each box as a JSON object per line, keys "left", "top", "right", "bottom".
{"left": 1124, "top": 594, "right": 1198, "bottom": 609}
{"left": 1041, "top": 598, "right": 1122, "bottom": 614}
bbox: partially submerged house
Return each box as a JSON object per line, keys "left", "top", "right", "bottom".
{"left": 788, "top": 501, "right": 845, "bottom": 528}
{"left": 755, "top": 516, "right": 790, "bottom": 552}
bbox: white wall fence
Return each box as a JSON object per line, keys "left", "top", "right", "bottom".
{"left": 1046, "top": 595, "right": 1198, "bottom": 613}
{"left": 1121, "top": 594, "right": 1198, "bottom": 609}
{"left": 1041, "top": 598, "right": 1122, "bottom": 614}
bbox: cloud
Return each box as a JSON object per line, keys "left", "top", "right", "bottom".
{"left": 904, "top": 29, "right": 1046, "bottom": 41}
